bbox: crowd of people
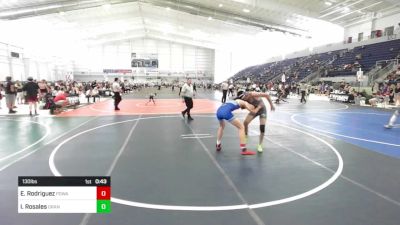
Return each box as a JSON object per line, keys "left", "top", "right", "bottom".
{"left": 369, "top": 67, "right": 400, "bottom": 107}
{"left": 0, "top": 76, "right": 217, "bottom": 115}
{"left": 0, "top": 76, "right": 77, "bottom": 115}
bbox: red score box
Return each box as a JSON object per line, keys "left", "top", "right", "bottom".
{"left": 97, "top": 186, "right": 111, "bottom": 200}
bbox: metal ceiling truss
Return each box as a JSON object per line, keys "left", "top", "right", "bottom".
{"left": 0, "top": 0, "right": 309, "bottom": 37}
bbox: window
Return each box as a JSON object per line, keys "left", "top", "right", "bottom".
{"left": 384, "top": 26, "right": 394, "bottom": 36}
{"left": 358, "top": 32, "right": 363, "bottom": 42}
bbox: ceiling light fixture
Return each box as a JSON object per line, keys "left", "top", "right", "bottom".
{"left": 218, "top": 3, "right": 223, "bottom": 7}
{"left": 325, "top": 2, "right": 332, "bottom": 6}
{"left": 166, "top": 7, "right": 171, "bottom": 11}
{"left": 243, "top": 9, "right": 250, "bottom": 13}
{"left": 208, "top": 16, "right": 213, "bottom": 20}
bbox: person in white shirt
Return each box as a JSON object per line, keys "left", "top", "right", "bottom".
{"left": 112, "top": 78, "right": 122, "bottom": 110}
{"left": 86, "top": 87, "right": 100, "bottom": 103}
{"left": 221, "top": 81, "right": 229, "bottom": 103}
{"left": 181, "top": 79, "right": 194, "bottom": 120}
{"left": 228, "top": 83, "right": 234, "bottom": 96}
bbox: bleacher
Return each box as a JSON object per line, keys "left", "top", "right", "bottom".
{"left": 328, "top": 39, "right": 400, "bottom": 76}
{"left": 230, "top": 39, "right": 400, "bottom": 83}
{"left": 231, "top": 50, "right": 342, "bottom": 83}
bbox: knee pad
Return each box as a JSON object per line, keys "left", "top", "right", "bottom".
{"left": 260, "top": 125, "right": 265, "bottom": 133}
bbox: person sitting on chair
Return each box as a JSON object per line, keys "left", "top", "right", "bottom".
{"left": 91, "top": 87, "right": 100, "bottom": 102}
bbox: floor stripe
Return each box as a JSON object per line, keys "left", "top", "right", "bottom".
{"left": 80, "top": 115, "right": 142, "bottom": 225}
{"left": 246, "top": 121, "right": 343, "bottom": 209}
{"left": 106, "top": 116, "right": 141, "bottom": 176}
{"left": 291, "top": 113, "right": 400, "bottom": 147}
{"left": 0, "top": 117, "right": 98, "bottom": 172}
{"left": 181, "top": 134, "right": 211, "bottom": 137}
{"left": 254, "top": 120, "right": 400, "bottom": 207}
{"left": 48, "top": 115, "right": 343, "bottom": 211}
{"left": 185, "top": 123, "right": 266, "bottom": 225}
{"left": 266, "top": 137, "right": 400, "bottom": 207}
{"left": 0, "top": 119, "right": 51, "bottom": 162}
{"left": 181, "top": 136, "right": 213, "bottom": 139}
{"left": 309, "top": 118, "right": 341, "bottom": 125}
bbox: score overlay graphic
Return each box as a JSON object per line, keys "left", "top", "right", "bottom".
{"left": 18, "top": 177, "right": 111, "bottom": 213}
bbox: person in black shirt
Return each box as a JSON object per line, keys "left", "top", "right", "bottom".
{"left": 4, "top": 76, "right": 17, "bottom": 114}
{"left": 23, "top": 77, "right": 40, "bottom": 116}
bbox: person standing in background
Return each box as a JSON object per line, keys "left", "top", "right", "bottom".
{"left": 4, "top": 76, "right": 17, "bottom": 114}
{"left": 300, "top": 82, "right": 307, "bottom": 103}
{"left": 23, "top": 77, "right": 40, "bottom": 116}
{"left": 38, "top": 79, "right": 50, "bottom": 102}
{"left": 112, "top": 78, "right": 122, "bottom": 110}
{"left": 178, "top": 82, "right": 183, "bottom": 96}
{"left": 193, "top": 82, "right": 197, "bottom": 93}
{"left": 15, "top": 81, "right": 24, "bottom": 105}
{"left": 181, "top": 79, "right": 194, "bottom": 121}
{"left": 221, "top": 80, "right": 229, "bottom": 103}
{"left": 228, "top": 83, "right": 234, "bottom": 96}
{"left": 395, "top": 82, "right": 400, "bottom": 106}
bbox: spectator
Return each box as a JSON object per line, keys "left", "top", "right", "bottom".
{"left": 92, "top": 87, "right": 100, "bottom": 102}
{"left": 54, "top": 88, "right": 68, "bottom": 112}
{"left": 85, "top": 88, "right": 93, "bottom": 103}
{"left": 38, "top": 79, "right": 50, "bottom": 102}
{"left": 395, "top": 82, "right": 400, "bottom": 106}
{"left": 4, "top": 76, "right": 17, "bottom": 114}
{"left": 300, "top": 82, "right": 307, "bottom": 103}
{"left": 388, "top": 87, "right": 395, "bottom": 104}
{"left": 228, "top": 83, "right": 234, "bottom": 96}
{"left": 369, "top": 93, "right": 379, "bottom": 107}
{"left": 221, "top": 81, "right": 228, "bottom": 103}
{"left": 23, "top": 77, "right": 40, "bottom": 116}
{"left": 15, "top": 80, "right": 24, "bottom": 105}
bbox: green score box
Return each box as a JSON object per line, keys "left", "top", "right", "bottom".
{"left": 97, "top": 200, "right": 111, "bottom": 213}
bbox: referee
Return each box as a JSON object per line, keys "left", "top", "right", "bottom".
{"left": 112, "top": 78, "right": 122, "bottom": 110}
{"left": 181, "top": 79, "right": 194, "bottom": 121}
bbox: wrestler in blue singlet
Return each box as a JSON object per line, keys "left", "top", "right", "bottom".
{"left": 216, "top": 100, "right": 240, "bottom": 121}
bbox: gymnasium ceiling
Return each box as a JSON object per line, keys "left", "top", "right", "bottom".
{"left": 0, "top": 0, "right": 399, "bottom": 48}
